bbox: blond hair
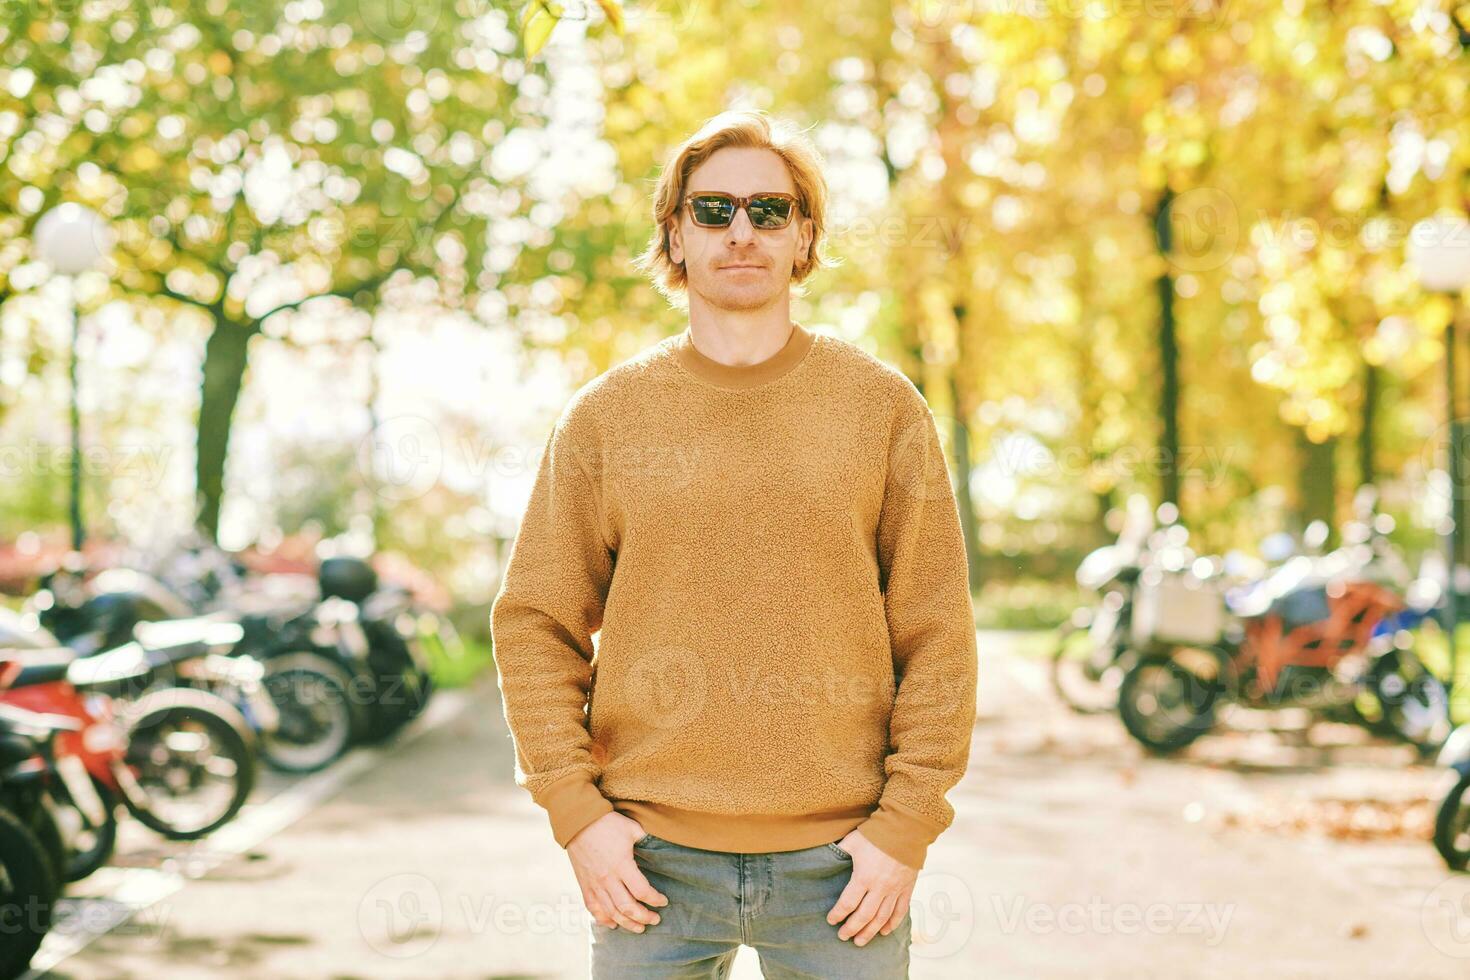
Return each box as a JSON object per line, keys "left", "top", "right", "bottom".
{"left": 633, "top": 109, "right": 836, "bottom": 307}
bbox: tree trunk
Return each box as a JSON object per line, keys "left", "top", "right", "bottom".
{"left": 196, "top": 318, "right": 258, "bottom": 540}
{"left": 1152, "top": 187, "right": 1182, "bottom": 511}
{"left": 1358, "top": 359, "right": 1377, "bottom": 489}
{"left": 948, "top": 356, "right": 983, "bottom": 591}
{"left": 903, "top": 309, "right": 925, "bottom": 401}
{"left": 1295, "top": 428, "right": 1337, "bottom": 544}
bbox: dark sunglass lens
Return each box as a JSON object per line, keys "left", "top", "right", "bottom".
{"left": 689, "top": 195, "right": 735, "bottom": 225}
{"left": 748, "top": 197, "right": 793, "bottom": 228}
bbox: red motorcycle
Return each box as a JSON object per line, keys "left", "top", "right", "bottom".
{"left": 0, "top": 626, "right": 258, "bottom": 882}
{"left": 0, "top": 697, "right": 83, "bottom": 977}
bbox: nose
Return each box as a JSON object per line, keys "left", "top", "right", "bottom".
{"left": 724, "top": 204, "right": 756, "bottom": 245}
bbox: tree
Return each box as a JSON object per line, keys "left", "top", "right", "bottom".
{"left": 3, "top": 0, "right": 524, "bottom": 537}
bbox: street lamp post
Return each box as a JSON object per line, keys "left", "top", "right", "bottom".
{"left": 33, "top": 203, "right": 112, "bottom": 553}
{"left": 1410, "top": 213, "right": 1470, "bottom": 696}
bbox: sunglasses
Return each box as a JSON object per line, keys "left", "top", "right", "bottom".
{"left": 681, "top": 192, "right": 801, "bottom": 230}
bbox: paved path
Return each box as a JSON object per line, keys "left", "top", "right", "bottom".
{"left": 34, "top": 632, "right": 1470, "bottom": 978}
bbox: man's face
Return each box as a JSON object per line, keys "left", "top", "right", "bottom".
{"left": 668, "top": 147, "right": 814, "bottom": 312}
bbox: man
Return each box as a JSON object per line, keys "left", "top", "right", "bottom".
{"left": 491, "top": 108, "right": 978, "bottom": 977}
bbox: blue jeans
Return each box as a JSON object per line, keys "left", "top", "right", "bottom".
{"left": 589, "top": 832, "right": 912, "bottom": 978}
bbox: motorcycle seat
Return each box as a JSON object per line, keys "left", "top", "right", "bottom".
{"left": 1269, "top": 586, "right": 1333, "bottom": 631}
{"left": 132, "top": 613, "right": 243, "bottom": 653}
{"left": 0, "top": 647, "right": 80, "bottom": 688}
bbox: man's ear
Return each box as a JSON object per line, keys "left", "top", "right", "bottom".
{"left": 798, "top": 217, "right": 813, "bottom": 264}
{"left": 667, "top": 220, "right": 683, "bottom": 265}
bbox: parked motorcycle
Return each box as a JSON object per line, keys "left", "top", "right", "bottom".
{"left": 0, "top": 699, "right": 78, "bottom": 978}
{"left": 186, "top": 555, "right": 436, "bottom": 770}
{"left": 142, "top": 541, "right": 438, "bottom": 744}
{"left": 30, "top": 560, "right": 192, "bottom": 656}
{"left": 23, "top": 545, "right": 439, "bottom": 774}
{"left": 1051, "top": 497, "right": 1269, "bottom": 715}
{"left": 1117, "top": 494, "right": 1452, "bottom": 755}
{"left": 1434, "top": 724, "right": 1470, "bottom": 870}
{"left": 230, "top": 595, "right": 369, "bottom": 771}
{"left": 355, "top": 570, "right": 436, "bottom": 737}
{"left": 1049, "top": 494, "right": 1153, "bottom": 714}
{"left": 0, "top": 621, "right": 259, "bottom": 881}
{"left": 19, "top": 558, "right": 345, "bottom": 774}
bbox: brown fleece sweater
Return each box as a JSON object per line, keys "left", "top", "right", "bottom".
{"left": 490, "top": 321, "right": 978, "bottom": 870}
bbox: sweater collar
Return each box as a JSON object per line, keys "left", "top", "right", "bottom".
{"left": 673, "top": 321, "right": 815, "bottom": 390}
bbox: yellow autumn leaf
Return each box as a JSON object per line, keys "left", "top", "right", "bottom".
{"left": 520, "top": 0, "right": 564, "bottom": 21}
{"left": 596, "top": 0, "right": 625, "bottom": 34}
{"left": 519, "top": 1, "right": 557, "bottom": 59}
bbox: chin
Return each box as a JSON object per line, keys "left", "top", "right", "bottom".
{"left": 693, "top": 279, "right": 781, "bottom": 310}
{"left": 709, "top": 290, "right": 778, "bottom": 311}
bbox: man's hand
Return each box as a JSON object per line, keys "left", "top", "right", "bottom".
{"left": 567, "top": 812, "right": 669, "bottom": 933}
{"left": 825, "top": 830, "right": 917, "bottom": 946}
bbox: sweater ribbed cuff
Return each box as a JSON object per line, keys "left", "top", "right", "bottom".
{"left": 538, "top": 772, "right": 615, "bottom": 849}
{"left": 854, "top": 798, "right": 948, "bottom": 871}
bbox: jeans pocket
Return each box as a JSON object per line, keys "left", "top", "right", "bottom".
{"left": 634, "top": 833, "right": 658, "bottom": 848}
{"left": 825, "top": 841, "right": 853, "bottom": 860}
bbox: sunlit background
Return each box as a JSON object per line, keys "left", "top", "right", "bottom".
{"left": 3, "top": 0, "right": 1470, "bottom": 976}
{"left": 4, "top": 1, "right": 1470, "bottom": 639}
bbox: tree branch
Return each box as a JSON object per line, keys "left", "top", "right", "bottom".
{"left": 114, "top": 277, "right": 221, "bottom": 317}
{"left": 253, "top": 270, "right": 391, "bottom": 326}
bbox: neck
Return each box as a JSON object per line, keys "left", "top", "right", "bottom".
{"left": 685, "top": 295, "right": 796, "bottom": 367}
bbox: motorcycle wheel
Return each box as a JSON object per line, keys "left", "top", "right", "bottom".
{"left": 1050, "top": 617, "right": 1124, "bottom": 715}
{"left": 1118, "top": 654, "right": 1220, "bottom": 754}
{"left": 265, "top": 647, "right": 377, "bottom": 746}
{"left": 18, "top": 796, "right": 67, "bottom": 892}
{"left": 1368, "top": 648, "right": 1452, "bottom": 755}
{"left": 1434, "top": 773, "right": 1470, "bottom": 871}
{"left": 0, "top": 805, "right": 59, "bottom": 979}
{"left": 258, "top": 653, "right": 356, "bottom": 774}
{"left": 116, "top": 687, "right": 257, "bottom": 841}
{"left": 50, "top": 775, "right": 119, "bottom": 883}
